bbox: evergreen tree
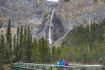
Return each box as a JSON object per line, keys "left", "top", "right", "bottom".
{"left": 0, "top": 31, "right": 6, "bottom": 64}
{"left": 39, "top": 37, "right": 51, "bottom": 63}
{"left": 12, "top": 35, "right": 17, "bottom": 62}
{"left": 32, "top": 39, "right": 40, "bottom": 63}
{"left": 52, "top": 46, "right": 56, "bottom": 63}
{"left": 56, "top": 47, "right": 61, "bottom": 60}
{"left": 15, "top": 27, "right": 21, "bottom": 62}
{"left": 22, "top": 26, "right": 33, "bottom": 62}
{"left": 6, "top": 19, "right": 12, "bottom": 63}
{"left": 44, "top": 38, "right": 51, "bottom": 63}
{"left": 18, "top": 26, "right": 24, "bottom": 61}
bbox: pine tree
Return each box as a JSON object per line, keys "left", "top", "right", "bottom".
{"left": 39, "top": 37, "right": 51, "bottom": 63}
{"left": 22, "top": 26, "right": 33, "bottom": 62}
{"left": 56, "top": 47, "right": 61, "bottom": 60}
{"left": 18, "top": 26, "right": 24, "bottom": 61}
{"left": 0, "top": 31, "right": 6, "bottom": 70}
{"left": 38, "top": 37, "right": 43, "bottom": 63}
{"left": 14, "top": 26, "right": 22, "bottom": 62}
{"left": 6, "top": 19, "right": 12, "bottom": 63}
{"left": 52, "top": 46, "right": 56, "bottom": 63}
{"left": 32, "top": 39, "right": 40, "bottom": 63}
{"left": 44, "top": 38, "right": 51, "bottom": 63}
{"left": 0, "top": 31, "right": 6, "bottom": 64}
{"left": 12, "top": 35, "right": 17, "bottom": 62}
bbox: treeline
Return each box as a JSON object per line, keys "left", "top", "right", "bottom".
{"left": 61, "top": 20, "right": 105, "bottom": 64}
{"left": 1, "top": 19, "right": 105, "bottom": 70}
{"left": 0, "top": 19, "right": 60, "bottom": 69}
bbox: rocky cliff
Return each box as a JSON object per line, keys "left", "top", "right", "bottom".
{"left": 56, "top": 0, "right": 105, "bottom": 31}
{"left": 1, "top": 0, "right": 105, "bottom": 45}
{"left": 54, "top": 0, "right": 105, "bottom": 46}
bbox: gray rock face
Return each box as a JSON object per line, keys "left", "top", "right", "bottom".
{"left": 0, "top": 0, "right": 47, "bottom": 37}
{"left": 0, "top": 0, "right": 48, "bottom": 23}
{"left": 1, "top": 0, "right": 105, "bottom": 44}
{"left": 52, "top": 0, "right": 105, "bottom": 45}
{"left": 0, "top": 0, "right": 65, "bottom": 42}
{"left": 56, "top": 0, "right": 105, "bottom": 31}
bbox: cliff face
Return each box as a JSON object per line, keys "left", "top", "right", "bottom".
{"left": 1, "top": 0, "right": 105, "bottom": 44}
{"left": 0, "top": 0, "right": 47, "bottom": 23}
{"left": 53, "top": 0, "right": 105, "bottom": 45}
{"left": 56, "top": 0, "right": 105, "bottom": 31}
{"left": 0, "top": 0, "right": 45, "bottom": 38}
{"left": 0, "top": 0, "right": 65, "bottom": 42}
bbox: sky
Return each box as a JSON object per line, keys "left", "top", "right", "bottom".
{"left": 47, "top": 0, "right": 59, "bottom": 2}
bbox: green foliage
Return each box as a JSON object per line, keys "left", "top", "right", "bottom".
{"left": 6, "top": 19, "right": 12, "bottom": 63}
{"left": 32, "top": 39, "right": 40, "bottom": 63}
{"left": 52, "top": 46, "right": 61, "bottom": 63}
{"left": 62, "top": 22, "right": 104, "bottom": 47}
{"left": 39, "top": 37, "right": 51, "bottom": 63}
{"left": 2, "top": 18, "right": 105, "bottom": 65}
{"left": 14, "top": 26, "right": 22, "bottom": 62}
{"left": 52, "top": 46, "right": 56, "bottom": 62}
{"left": 12, "top": 26, "right": 52, "bottom": 63}
{"left": 0, "top": 31, "right": 6, "bottom": 64}
{"left": 60, "top": 21, "right": 105, "bottom": 64}
{"left": 0, "top": 19, "right": 57, "bottom": 68}
{"left": 22, "top": 27, "right": 33, "bottom": 62}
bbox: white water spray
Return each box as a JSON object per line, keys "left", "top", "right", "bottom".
{"left": 48, "top": 7, "right": 56, "bottom": 44}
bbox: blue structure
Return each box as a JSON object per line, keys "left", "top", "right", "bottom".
{"left": 55, "top": 60, "right": 69, "bottom": 67}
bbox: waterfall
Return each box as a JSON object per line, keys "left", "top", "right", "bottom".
{"left": 48, "top": 7, "right": 56, "bottom": 44}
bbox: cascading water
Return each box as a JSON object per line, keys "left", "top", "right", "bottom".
{"left": 48, "top": 7, "right": 56, "bottom": 44}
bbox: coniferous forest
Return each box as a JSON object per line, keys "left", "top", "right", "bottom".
{"left": 1, "top": 19, "right": 105, "bottom": 69}
{"left": 0, "top": 19, "right": 60, "bottom": 69}
{"left": 61, "top": 20, "right": 105, "bottom": 65}
{"left": 1, "top": 0, "right": 105, "bottom": 70}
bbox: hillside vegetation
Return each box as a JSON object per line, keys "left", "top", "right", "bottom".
{"left": 61, "top": 20, "right": 105, "bottom": 64}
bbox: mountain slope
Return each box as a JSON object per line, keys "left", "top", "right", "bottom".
{"left": 56, "top": 0, "right": 105, "bottom": 31}
{"left": 1, "top": 0, "right": 105, "bottom": 44}
{"left": 54, "top": 0, "right": 105, "bottom": 46}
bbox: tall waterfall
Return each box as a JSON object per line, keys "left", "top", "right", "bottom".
{"left": 48, "top": 7, "right": 56, "bottom": 44}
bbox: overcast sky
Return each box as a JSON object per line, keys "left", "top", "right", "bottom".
{"left": 47, "top": 0, "right": 59, "bottom": 2}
